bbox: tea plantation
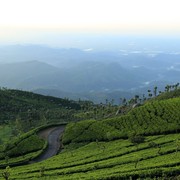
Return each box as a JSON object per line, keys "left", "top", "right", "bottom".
{"left": 0, "top": 88, "right": 180, "bottom": 179}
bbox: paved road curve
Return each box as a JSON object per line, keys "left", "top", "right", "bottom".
{"left": 30, "top": 125, "right": 65, "bottom": 163}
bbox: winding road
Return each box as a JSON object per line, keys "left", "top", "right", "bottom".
{"left": 30, "top": 125, "right": 66, "bottom": 163}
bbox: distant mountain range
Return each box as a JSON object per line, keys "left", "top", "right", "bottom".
{"left": 0, "top": 45, "right": 179, "bottom": 103}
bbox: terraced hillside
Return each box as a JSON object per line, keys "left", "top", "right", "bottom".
{"left": 0, "top": 123, "right": 67, "bottom": 169}
{"left": 0, "top": 129, "right": 46, "bottom": 168}
{"left": 63, "top": 97, "right": 180, "bottom": 144}
{"left": 2, "top": 90, "right": 179, "bottom": 180}
{"left": 6, "top": 134, "right": 180, "bottom": 179}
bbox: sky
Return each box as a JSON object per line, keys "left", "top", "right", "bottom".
{"left": 0, "top": 0, "right": 180, "bottom": 46}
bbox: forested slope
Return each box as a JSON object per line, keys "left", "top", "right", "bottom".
{"left": 0, "top": 88, "right": 81, "bottom": 125}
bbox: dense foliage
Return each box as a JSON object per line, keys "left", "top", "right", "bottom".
{"left": 0, "top": 88, "right": 81, "bottom": 133}
{"left": 0, "top": 128, "right": 46, "bottom": 168}
{"left": 4, "top": 133, "right": 180, "bottom": 179}
{"left": 150, "top": 88, "right": 180, "bottom": 101}
{"left": 63, "top": 97, "right": 180, "bottom": 144}
{"left": 0, "top": 87, "right": 180, "bottom": 179}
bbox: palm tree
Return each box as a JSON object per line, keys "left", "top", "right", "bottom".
{"left": 142, "top": 94, "right": 146, "bottom": 102}
{"left": 134, "top": 95, "right": 139, "bottom": 103}
{"left": 147, "top": 90, "right": 152, "bottom": 98}
{"left": 165, "top": 85, "right": 170, "bottom": 92}
{"left": 175, "top": 83, "right": 179, "bottom": 90}
{"left": 122, "top": 98, "right": 127, "bottom": 106}
{"left": 153, "top": 86, "right": 158, "bottom": 96}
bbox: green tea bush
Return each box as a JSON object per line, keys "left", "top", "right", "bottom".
{"left": 63, "top": 98, "right": 180, "bottom": 144}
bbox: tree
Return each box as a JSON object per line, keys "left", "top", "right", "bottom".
{"left": 2, "top": 166, "right": 11, "bottom": 180}
{"left": 142, "top": 94, "right": 146, "bottom": 102}
{"left": 175, "top": 83, "right": 180, "bottom": 90}
{"left": 122, "top": 98, "right": 127, "bottom": 106}
{"left": 0, "top": 138, "right": 3, "bottom": 145}
{"left": 129, "top": 135, "right": 145, "bottom": 144}
{"left": 129, "top": 134, "right": 145, "bottom": 150}
{"left": 165, "top": 85, "right": 170, "bottom": 92}
{"left": 147, "top": 90, "right": 152, "bottom": 98}
{"left": 134, "top": 95, "right": 139, "bottom": 103}
{"left": 14, "top": 116, "right": 24, "bottom": 135}
{"left": 39, "top": 166, "right": 45, "bottom": 177}
{"left": 5, "top": 156, "right": 9, "bottom": 164}
{"left": 148, "top": 93, "right": 153, "bottom": 98}
{"left": 105, "top": 99, "right": 108, "bottom": 106}
{"left": 153, "top": 86, "right": 158, "bottom": 96}
{"left": 111, "top": 99, "right": 114, "bottom": 106}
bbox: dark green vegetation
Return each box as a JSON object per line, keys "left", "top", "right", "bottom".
{"left": 150, "top": 87, "right": 180, "bottom": 101}
{"left": 0, "top": 87, "right": 180, "bottom": 179}
{"left": 63, "top": 97, "right": 180, "bottom": 144}
{"left": 0, "top": 88, "right": 80, "bottom": 134}
{"left": 0, "top": 88, "right": 81, "bottom": 169}
{"left": 0, "top": 88, "right": 80, "bottom": 123}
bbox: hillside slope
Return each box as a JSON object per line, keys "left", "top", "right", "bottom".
{"left": 63, "top": 97, "right": 180, "bottom": 144}
{"left": 9, "top": 133, "right": 180, "bottom": 179}
{"left": 0, "top": 88, "right": 81, "bottom": 137}
{"left": 4, "top": 90, "right": 180, "bottom": 180}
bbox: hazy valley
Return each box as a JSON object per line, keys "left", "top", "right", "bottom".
{"left": 0, "top": 45, "right": 180, "bottom": 104}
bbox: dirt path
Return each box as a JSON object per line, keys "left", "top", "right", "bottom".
{"left": 30, "top": 125, "right": 66, "bottom": 163}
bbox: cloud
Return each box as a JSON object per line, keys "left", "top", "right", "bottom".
{"left": 83, "top": 48, "right": 93, "bottom": 52}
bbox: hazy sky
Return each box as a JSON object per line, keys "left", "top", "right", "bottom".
{"left": 0, "top": 0, "right": 180, "bottom": 46}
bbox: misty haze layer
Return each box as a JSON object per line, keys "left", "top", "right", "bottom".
{"left": 0, "top": 37, "right": 179, "bottom": 103}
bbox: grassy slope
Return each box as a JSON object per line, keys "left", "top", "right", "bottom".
{"left": 1, "top": 89, "right": 180, "bottom": 179}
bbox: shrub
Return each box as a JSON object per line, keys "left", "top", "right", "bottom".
{"left": 129, "top": 134, "right": 145, "bottom": 144}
